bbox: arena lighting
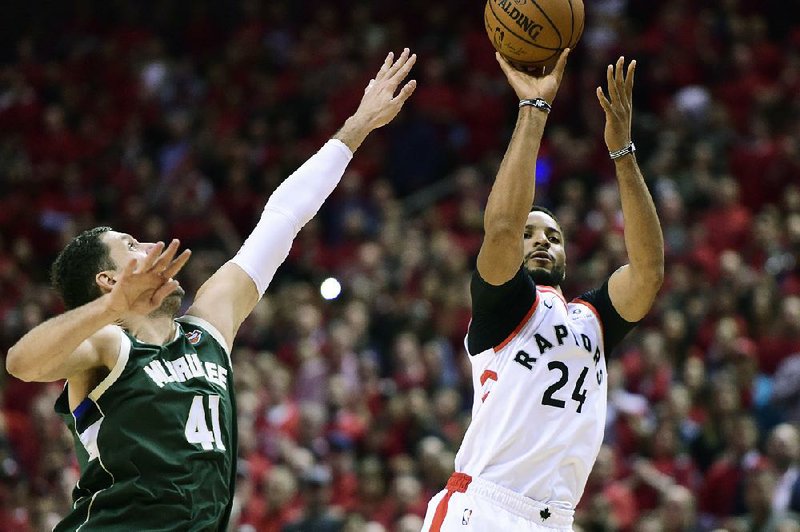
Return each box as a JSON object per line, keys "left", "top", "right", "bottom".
{"left": 320, "top": 277, "right": 342, "bottom": 300}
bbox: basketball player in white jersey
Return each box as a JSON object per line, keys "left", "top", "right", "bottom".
{"left": 422, "top": 50, "right": 664, "bottom": 531}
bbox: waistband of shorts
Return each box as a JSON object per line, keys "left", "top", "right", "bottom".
{"left": 448, "top": 473, "right": 574, "bottom": 529}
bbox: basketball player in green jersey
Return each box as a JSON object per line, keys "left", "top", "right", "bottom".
{"left": 6, "top": 49, "right": 418, "bottom": 531}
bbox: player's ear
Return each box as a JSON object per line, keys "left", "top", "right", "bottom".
{"left": 96, "top": 270, "right": 116, "bottom": 293}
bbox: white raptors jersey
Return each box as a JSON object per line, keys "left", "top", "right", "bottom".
{"left": 454, "top": 285, "right": 607, "bottom": 509}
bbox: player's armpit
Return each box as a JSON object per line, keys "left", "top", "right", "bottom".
{"left": 185, "top": 261, "right": 259, "bottom": 350}
{"left": 607, "top": 264, "right": 662, "bottom": 322}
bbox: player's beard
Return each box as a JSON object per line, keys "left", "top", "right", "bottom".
{"left": 149, "top": 285, "right": 185, "bottom": 318}
{"left": 526, "top": 264, "right": 565, "bottom": 287}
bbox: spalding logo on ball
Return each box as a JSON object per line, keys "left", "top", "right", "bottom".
{"left": 485, "top": 0, "right": 584, "bottom": 69}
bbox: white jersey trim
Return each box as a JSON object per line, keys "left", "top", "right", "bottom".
{"left": 76, "top": 418, "right": 103, "bottom": 461}
{"left": 76, "top": 401, "right": 115, "bottom": 532}
{"left": 88, "top": 330, "right": 131, "bottom": 402}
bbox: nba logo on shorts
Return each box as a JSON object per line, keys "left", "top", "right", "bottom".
{"left": 185, "top": 330, "right": 202, "bottom": 345}
{"left": 462, "top": 508, "right": 472, "bottom": 525}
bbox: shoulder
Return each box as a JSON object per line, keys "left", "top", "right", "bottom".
{"left": 567, "top": 299, "right": 601, "bottom": 320}
{"left": 178, "top": 315, "right": 231, "bottom": 356}
{"left": 573, "top": 281, "right": 623, "bottom": 326}
{"left": 467, "top": 268, "right": 538, "bottom": 355}
{"left": 65, "top": 325, "right": 127, "bottom": 391}
{"left": 470, "top": 267, "right": 535, "bottom": 309}
{"left": 568, "top": 296, "right": 604, "bottom": 326}
{"left": 89, "top": 325, "right": 126, "bottom": 370}
{"left": 572, "top": 280, "right": 640, "bottom": 354}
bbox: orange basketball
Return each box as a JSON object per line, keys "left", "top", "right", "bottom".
{"left": 485, "top": 0, "right": 584, "bottom": 69}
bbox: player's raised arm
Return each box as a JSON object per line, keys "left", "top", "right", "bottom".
{"left": 476, "top": 50, "right": 569, "bottom": 286}
{"left": 186, "top": 49, "right": 418, "bottom": 348}
{"left": 596, "top": 57, "right": 664, "bottom": 321}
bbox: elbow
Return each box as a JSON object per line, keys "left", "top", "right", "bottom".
{"left": 5, "top": 347, "right": 39, "bottom": 382}
{"left": 5, "top": 348, "right": 31, "bottom": 381}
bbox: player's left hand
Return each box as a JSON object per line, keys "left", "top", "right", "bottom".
{"left": 352, "top": 48, "right": 418, "bottom": 131}
{"left": 596, "top": 56, "right": 635, "bottom": 153}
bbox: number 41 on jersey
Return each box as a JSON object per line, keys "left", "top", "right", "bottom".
{"left": 185, "top": 394, "right": 226, "bottom": 450}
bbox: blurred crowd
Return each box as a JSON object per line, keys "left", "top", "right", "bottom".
{"left": 1, "top": 0, "right": 800, "bottom": 531}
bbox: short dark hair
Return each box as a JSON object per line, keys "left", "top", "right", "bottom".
{"left": 51, "top": 226, "right": 115, "bottom": 309}
{"left": 530, "top": 205, "right": 557, "bottom": 222}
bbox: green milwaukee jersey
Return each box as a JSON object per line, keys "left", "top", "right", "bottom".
{"left": 54, "top": 316, "right": 237, "bottom": 531}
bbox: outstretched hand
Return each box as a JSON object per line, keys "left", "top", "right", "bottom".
{"left": 353, "top": 48, "right": 418, "bottom": 130}
{"left": 106, "top": 239, "right": 191, "bottom": 316}
{"left": 596, "top": 56, "right": 635, "bottom": 153}
{"left": 495, "top": 49, "right": 570, "bottom": 105}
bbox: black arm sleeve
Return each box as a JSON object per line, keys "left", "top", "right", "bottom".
{"left": 467, "top": 267, "right": 537, "bottom": 355}
{"left": 575, "top": 280, "right": 640, "bottom": 354}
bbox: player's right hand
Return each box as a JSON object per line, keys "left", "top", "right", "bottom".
{"left": 496, "top": 48, "right": 570, "bottom": 106}
{"left": 596, "top": 56, "right": 635, "bottom": 153}
{"left": 105, "top": 239, "right": 191, "bottom": 316}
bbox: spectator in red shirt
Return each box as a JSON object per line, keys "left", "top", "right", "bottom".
{"left": 577, "top": 444, "right": 638, "bottom": 531}
{"left": 240, "top": 465, "right": 301, "bottom": 532}
{"left": 699, "top": 414, "right": 764, "bottom": 523}
{"left": 631, "top": 420, "right": 700, "bottom": 512}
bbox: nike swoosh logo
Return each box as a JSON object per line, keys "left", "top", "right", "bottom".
{"left": 544, "top": 299, "right": 553, "bottom": 309}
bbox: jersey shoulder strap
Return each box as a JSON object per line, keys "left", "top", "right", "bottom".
{"left": 176, "top": 315, "right": 231, "bottom": 363}
{"left": 54, "top": 327, "right": 132, "bottom": 416}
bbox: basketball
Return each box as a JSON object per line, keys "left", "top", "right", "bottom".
{"left": 485, "top": 0, "right": 584, "bottom": 69}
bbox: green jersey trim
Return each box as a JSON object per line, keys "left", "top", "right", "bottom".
{"left": 177, "top": 315, "right": 231, "bottom": 361}
{"left": 88, "top": 330, "right": 131, "bottom": 402}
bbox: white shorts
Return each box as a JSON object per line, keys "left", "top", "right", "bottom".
{"left": 421, "top": 473, "right": 574, "bottom": 532}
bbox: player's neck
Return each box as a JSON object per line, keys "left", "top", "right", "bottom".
{"left": 121, "top": 314, "right": 177, "bottom": 346}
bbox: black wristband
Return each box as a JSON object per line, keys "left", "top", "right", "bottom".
{"left": 518, "top": 98, "right": 552, "bottom": 114}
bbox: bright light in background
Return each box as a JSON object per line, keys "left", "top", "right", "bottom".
{"left": 320, "top": 277, "right": 342, "bottom": 300}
